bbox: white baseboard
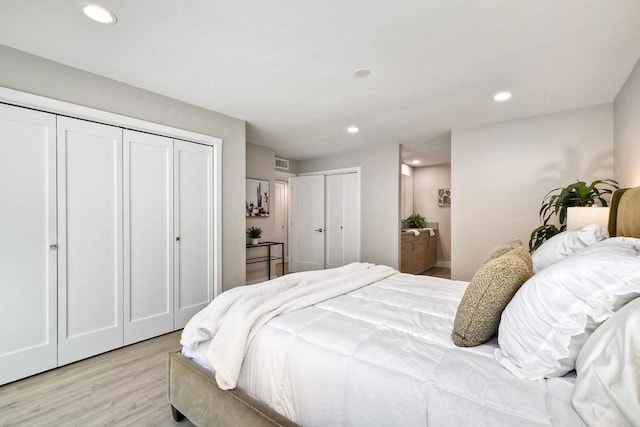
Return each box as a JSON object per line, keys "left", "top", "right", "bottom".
{"left": 435, "top": 261, "right": 451, "bottom": 269}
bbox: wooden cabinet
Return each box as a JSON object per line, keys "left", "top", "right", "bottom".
{"left": 400, "top": 231, "right": 437, "bottom": 274}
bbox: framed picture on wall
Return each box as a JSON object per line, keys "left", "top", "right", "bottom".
{"left": 246, "top": 178, "right": 270, "bottom": 217}
{"left": 438, "top": 188, "right": 451, "bottom": 207}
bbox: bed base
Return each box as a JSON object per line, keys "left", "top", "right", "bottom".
{"left": 167, "top": 351, "right": 298, "bottom": 427}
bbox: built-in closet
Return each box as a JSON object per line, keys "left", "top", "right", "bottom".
{"left": 289, "top": 171, "right": 360, "bottom": 272}
{"left": 0, "top": 92, "right": 220, "bottom": 385}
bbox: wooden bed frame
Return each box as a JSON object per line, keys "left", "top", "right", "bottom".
{"left": 168, "top": 186, "right": 640, "bottom": 426}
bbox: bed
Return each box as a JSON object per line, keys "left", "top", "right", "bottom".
{"left": 168, "top": 187, "right": 640, "bottom": 427}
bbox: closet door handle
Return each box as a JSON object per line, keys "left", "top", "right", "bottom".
{"left": 314, "top": 228, "right": 323, "bottom": 233}
{"left": 176, "top": 236, "right": 180, "bottom": 242}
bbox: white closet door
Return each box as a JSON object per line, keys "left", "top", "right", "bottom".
{"left": 325, "top": 175, "right": 343, "bottom": 269}
{"left": 0, "top": 104, "right": 57, "bottom": 385}
{"left": 174, "top": 140, "right": 213, "bottom": 329}
{"left": 341, "top": 173, "right": 360, "bottom": 264}
{"left": 57, "top": 117, "right": 123, "bottom": 365}
{"left": 325, "top": 173, "right": 360, "bottom": 268}
{"left": 124, "top": 130, "right": 173, "bottom": 345}
{"left": 289, "top": 175, "right": 325, "bottom": 272}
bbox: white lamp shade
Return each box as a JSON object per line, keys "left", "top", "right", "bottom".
{"left": 566, "top": 207, "right": 610, "bottom": 231}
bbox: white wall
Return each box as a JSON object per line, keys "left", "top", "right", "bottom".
{"left": 614, "top": 57, "right": 640, "bottom": 187}
{"left": 451, "top": 104, "right": 614, "bottom": 280}
{"left": 0, "top": 45, "right": 247, "bottom": 291}
{"left": 400, "top": 164, "right": 414, "bottom": 220}
{"left": 297, "top": 143, "right": 401, "bottom": 268}
{"left": 413, "top": 164, "right": 452, "bottom": 265}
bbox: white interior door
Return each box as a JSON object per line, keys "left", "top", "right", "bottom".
{"left": 325, "top": 175, "right": 343, "bottom": 269}
{"left": 124, "top": 130, "right": 174, "bottom": 345}
{"left": 341, "top": 173, "right": 360, "bottom": 264}
{"left": 57, "top": 117, "right": 123, "bottom": 365}
{"left": 174, "top": 140, "right": 213, "bottom": 329}
{"left": 290, "top": 175, "right": 325, "bottom": 272}
{"left": 0, "top": 104, "right": 57, "bottom": 385}
{"left": 274, "top": 180, "right": 288, "bottom": 261}
{"left": 325, "top": 173, "right": 360, "bottom": 268}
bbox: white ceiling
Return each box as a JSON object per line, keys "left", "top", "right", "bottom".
{"left": 1, "top": 1, "right": 640, "bottom": 164}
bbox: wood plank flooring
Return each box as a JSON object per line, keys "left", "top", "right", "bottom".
{"left": 0, "top": 331, "right": 194, "bottom": 427}
{"left": 420, "top": 267, "right": 452, "bottom": 279}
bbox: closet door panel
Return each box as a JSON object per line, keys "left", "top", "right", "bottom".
{"left": 341, "top": 173, "right": 359, "bottom": 264}
{"left": 289, "top": 175, "right": 326, "bottom": 272}
{"left": 325, "top": 175, "right": 343, "bottom": 269}
{"left": 124, "top": 130, "right": 173, "bottom": 345}
{"left": 325, "top": 173, "right": 359, "bottom": 269}
{"left": 174, "top": 141, "right": 213, "bottom": 329}
{"left": 0, "top": 104, "right": 57, "bottom": 385}
{"left": 57, "top": 117, "right": 123, "bottom": 365}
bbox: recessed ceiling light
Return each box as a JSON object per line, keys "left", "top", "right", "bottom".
{"left": 494, "top": 91, "right": 512, "bottom": 102}
{"left": 354, "top": 68, "right": 371, "bottom": 78}
{"left": 411, "top": 160, "right": 420, "bottom": 165}
{"left": 347, "top": 126, "right": 359, "bottom": 134}
{"left": 82, "top": 3, "right": 117, "bottom": 24}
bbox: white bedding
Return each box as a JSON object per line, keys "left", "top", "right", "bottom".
{"left": 183, "top": 272, "right": 586, "bottom": 426}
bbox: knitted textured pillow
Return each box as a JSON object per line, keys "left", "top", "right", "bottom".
{"left": 481, "top": 240, "right": 523, "bottom": 265}
{"left": 452, "top": 246, "right": 533, "bottom": 347}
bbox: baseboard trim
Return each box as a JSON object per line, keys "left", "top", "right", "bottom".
{"left": 435, "top": 261, "right": 451, "bottom": 269}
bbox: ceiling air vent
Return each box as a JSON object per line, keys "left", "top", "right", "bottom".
{"left": 275, "top": 157, "right": 289, "bottom": 170}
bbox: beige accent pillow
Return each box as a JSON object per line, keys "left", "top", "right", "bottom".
{"left": 452, "top": 246, "right": 532, "bottom": 347}
{"left": 481, "top": 240, "right": 523, "bottom": 265}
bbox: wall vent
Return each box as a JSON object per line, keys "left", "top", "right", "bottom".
{"left": 275, "top": 157, "right": 290, "bottom": 170}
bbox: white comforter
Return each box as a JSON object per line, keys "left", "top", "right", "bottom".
{"left": 183, "top": 270, "right": 585, "bottom": 426}
{"left": 182, "top": 262, "right": 397, "bottom": 389}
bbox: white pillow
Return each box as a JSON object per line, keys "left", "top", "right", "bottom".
{"left": 495, "top": 237, "right": 640, "bottom": 380}
{"left": 572, "top": 296, "right": 640, "bottom": 427}
{"left": 532, "top": 223, "right": 609, "bottom": 273}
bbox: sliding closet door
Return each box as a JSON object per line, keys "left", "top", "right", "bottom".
{"left": 174, "top": 140, "right": 213, "bottom": 329}
{"left": 0, "top": 104, "right": 57, "bottom": 385}
{"left": 57, "top": 117, "right": 124, "bottom": 365}
{"left": 123, "top": 130, "right": 174, "bottom": 345}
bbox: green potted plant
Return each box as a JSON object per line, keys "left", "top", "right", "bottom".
{"left": 405, "top": 213, "right": 426, "bottom": 229}
{"left": 529, "top": 179, "right": 618, "bottom": 252}
{"left": 247, "top": 226, "right": 262, "bottom": 245}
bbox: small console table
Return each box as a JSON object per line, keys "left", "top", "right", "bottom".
{"left": 246, "top": 241, "right": 285, "bottom": 280}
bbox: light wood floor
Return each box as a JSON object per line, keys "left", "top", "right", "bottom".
{"left": 421, "top": 267, "right": 452, "bottom": 279}
{"left": 0, "top": 331, "right": 194, "bottom": 427}
{"left": 275, "top": 262, "right": 288, "bottom": 277}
